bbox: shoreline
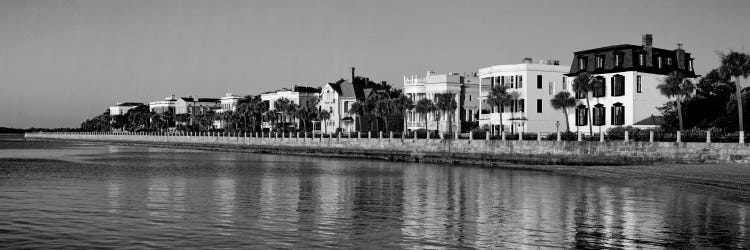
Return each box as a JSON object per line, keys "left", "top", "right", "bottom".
{"left": 24, "top": 137, "right": 750, "bottom": 204}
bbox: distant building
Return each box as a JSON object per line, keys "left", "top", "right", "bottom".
{"left": 317, "top": 68, "right": 387, "bottom": 133}
{"left": 260, "top": 86, "right": 319, "bottom": 131}
{"left": 564, "top": 34, "right": 698, "bottom": 132}
{"left": 477, "top": 59, "right": 570, "bottom": 133}
{"left": 175, "top": 96, "right": 220, "bottom": 127}
{"left": 149, "top": 95, "right": 178, "bottom": 114}
{"left": 109, "top": 102, "right": 143, "bottom": 116}
{"left": 217, "top": 93, "right": 243, "bottom": 113}
{"left": 403, "top": 71, "right": 479, "bottom": 133}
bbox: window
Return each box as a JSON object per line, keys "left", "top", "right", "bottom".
{"left": 501, "top": 76, "right": 505, "bottom": 87}
{"left": 510, "top": 75, "right": 515, "bottom": 88}
{"left": 537, "top": 75, "right": 543, "bottom": 89}
{"left": 612, "top": 75, "right": 625, "bottom": 96}
{"left": 518, "top": 99, "right": 525, "bottom": 113}
{"left": 469, "top": 95, "right": 472, "bottom": 101}
{"left": 537, "top": 99, "right": 543, "bottom": 113}
{"left": 657, "top": 56, "right": 663, "bottom": 68}
{"left": 549, "top": 82, "right": 553, "bottom": 95}
{"left": 614, "top": 53, "right": 623, "bottom": 67}
{"left": 344, "top": 101, "right": 349, "bottom": 113}
{"left": 562, "top": 77, "right": 567, "bottom": 90}
{"left": 593, "top": 76, "right": 606, "bottom": 97}
{"left": 593, "top": 104, "right": 605, "bottom": 126}
{"left": 578, "top": 57, "right": 587, "bottom": 70}
{"left": 667, "top": 57, "right": 673, "bottom": 66}
{"left": 638, "top": 53, "right": 645, "bottom": 66}
{"left": 576, "top": 105, "right": 588, "bottom": 126}
{"left": 689, "top": 59, "right": 694, "bottom": 71}
{"left": 611, "top": 103, "right": 625, "bottom": 125}
{"left": 595, "top": 55, "right": 605, "bottom": 69}
{"left": 636, "top": 76, "right": 642, "bottom": 93}
{"left": 518, "top": 75, "right": 523, "bottom": 88}
{"left": 575, "top": 84, "right": 586, "bottom": 99}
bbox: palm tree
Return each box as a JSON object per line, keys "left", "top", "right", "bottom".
{"left": 317, "top": 109, "right": 331, "bottom": 134}
{"left": 349, "top": 101, "right": 366, "bottom": 132}
{"left": 435, "top": 93, "right": 457, "bottom": 134}
{"left": 550, "top": 91, "right": 578, "bottom": 132}
{"left": 263, "top": 110, "right": 278, "bottom": 132}
{"left": 392, "top": 93, "right": 415, "bottom": 134}
{"left": 719, "top": 51, "right": 750, "bottom": 133}
{"left": 284, "top": 103, "right": 299, "bottom": 132}
{"left": 374, "top": 97, "right": 394, "bottom": 132}
{"left": 486, "top": 85, "right": 515, "bottom": 134}
{"left": 657, "top": 71, "right": 695, "bottom": 131}
{"left": 573, "top": 72, "right": 598, "bottom": 136}
{"left": 415, "top": 98, "right": 435, "bottom": 132}
{"left": 273, "top": 98, "right": 291, "bottom": 130}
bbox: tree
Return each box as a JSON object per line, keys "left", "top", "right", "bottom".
{"left": 435, "top": 93, "right": 457, "bottom": 134}
{"left": 273, "top": 98, "right": 291, "bottom": 130}
{"left": 317, "top": 109, "right": 331, "bottom": 134}
{"left": 392, "top": 93, "right": 415, "bottom": 134}
{"left": 550, "top": 91, "right": 578, "bottom": 132}
{"left": 719, "top": 51, "right": 750, "bottom": 133}
{"left": 349, "top": 101, "right": 366, "bottom": 132}
{"left": 124, "top": 105, "right": 151, "bottom": 132}
{"left": 486, "top": 85, "right": 516, "bottom": 134}
{"left": 657, "top": 71, "right": 695, "bottom": 131}
{"left": 263, "top": 110, "right": 278, "bottom": 132}
{"left": 414, "top": 98, "right": 435, "bottom": 132}
{"left": 573, "top": 72, "right": 598, "bottom": 136}
{"left": 373, "top": 96, "right": 394, "bottom": 132}
{"left": 196, "top": 110, "right": 216, "bottom": 132}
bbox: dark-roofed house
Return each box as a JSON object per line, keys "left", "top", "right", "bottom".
{"left": 564, "top": 34, "right": 698, "bottom": 132}
{"left": 175, "top": 96, "right": 221, "bottom": 127}
{"left": 260, "top": 85, "right": 320, "bottom": 131}
{"left": 317, "top": 68, "right": 388, "bottom": 133}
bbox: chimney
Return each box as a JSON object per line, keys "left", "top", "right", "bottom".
{"left": 351, "top": 67, "right": 355, "bottom": 84}
{"left": 675, "top": 43, "right": 686, "bottom": 70}
{"left": 642, "top": 34, "right": 653, "bottom": 48}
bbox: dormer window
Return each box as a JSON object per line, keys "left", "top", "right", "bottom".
{"left": 578, "top": 57, "right": 587, "bottom": 70}
{"left": 595, "top": 55, "right": 605, "bottom": 69}
{"left": 614, "top": 53, "right": 624, "bottom": 67}
{"left": 689, "top": 59, "right": 694, "bottom": 71}
{"left": 667, "top": 57, "right": 673, "bottom": 66}
{"left": 657, "top": 56, "right": 663, "bottom": 69}
{"left": 638, "top": 53, "right": 645, "bottom": 66}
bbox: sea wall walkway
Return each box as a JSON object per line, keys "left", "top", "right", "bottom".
{"left": 24, "top": 132, "right": 750, "bottom": 165}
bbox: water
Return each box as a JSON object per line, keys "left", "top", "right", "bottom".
{"left": 0, "top": 135, "right": 748, "bottom": 249}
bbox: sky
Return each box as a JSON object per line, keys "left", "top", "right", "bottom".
{"left": 1, "top": 0, "right": 749, "bottom": 128}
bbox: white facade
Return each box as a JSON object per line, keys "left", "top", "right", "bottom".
{"left": 260, "top": 89, "right": 319, "bottom": 130}
{"left": 566, "top": 72, "right": 676, "bottom": 133}
{"left": 108, "top": 102, "right": 143, "bottom": 116}
{"left": 477, "top": 61, "right": 570, "bottom": 133}
{"left": 403, "top": 71, "right": 479, "bottom": 133}
{"left": 217, "top": 93, "right": 242, "bottom": 113}
{"left": 148, "top": 95, "right": 177, "bottom": 114}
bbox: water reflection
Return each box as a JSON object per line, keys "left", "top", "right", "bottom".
{"left": 1, "top": 139, "right": 749, "bottom": 248}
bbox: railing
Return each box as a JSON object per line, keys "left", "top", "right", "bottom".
{"left": 29, "top": 130, "right": 750, "bottom": 144}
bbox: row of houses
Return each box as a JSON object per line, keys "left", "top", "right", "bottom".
{"left": 110, "top": 34, "right": 697, "bottom": 133}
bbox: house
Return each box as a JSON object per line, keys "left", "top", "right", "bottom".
{"left": 317, "top": 67, "right": 387, "bottom": 133}
{"left": 109, "top": 102, "right": 143, "bottom": 116}
{"left": 149, "top": 95, "right": 177, "bottom": 114}
{"left": 215, "top": 93, "right": 243, "bottom": 129}
{"left": 260, "top": 85, "right": 319, "bottom": 131}
{"left": 477, "top": 58, "right": 570, "bottom": 133}
{"left": 403, "top": 71, "right": 479, "bottom": 133}
{"left": 175, "top": 96, "right": 220, "bottom": 127}
{"left": 564, "top": 34, "right": 698, "bottom": 132}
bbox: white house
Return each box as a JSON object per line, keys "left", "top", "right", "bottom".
{"left": 477, "top": 59, "right": 570, "bottom": 134}
{"left": 109, "top": 102, "right": 143, "bottom": 116}
{"left": 564, "top": 34, "right": 698, "bottom": 133}
{"left": 148, "top": 95, "right": 178, "bottom": 114}
{"left": 317, "top": 68, "right": 386, "bottom": 133}
{"left": 403, "top": 71, "right": 479, "bottom": 133}
{"left": 215, "top": 93, "right": 243, "bottom": 129}
{"left": 260, "top": 86, "right": 319, "bottom": 131}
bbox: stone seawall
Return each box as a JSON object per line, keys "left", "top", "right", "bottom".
{"left": 24, "top": 133, "right": 750, "bottom": 165}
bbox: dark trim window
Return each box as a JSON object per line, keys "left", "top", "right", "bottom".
{"left": 611, "top": 103, "right": 625, "bottom": 125}
{"left": 562, "top": 77, "right": 567, "bottom": 90}
{"left": 593, "top": 104, "right": 605, "bottom": 126}
{"left": 501, "top": 76, "right": 505, "bottom": 87}
{"left": 595, "top": 55, "right": 605, "bottom": 69}
{"left": 537, "top": 75, "right": 543, "bottom": 89}
{"left": 518, "top": 75, "right": 523, "bottom": 89}
{"left": 614, "top": 52, "right": 624, "bottom": 67}
{"left": 636, "top": 76, "right": 642, "bottom": 93}
{"left": 518, "top": 99, "right": 525, "bottom": 113}
{"left": 593, "top": 76, "right": 606, "bottom": 97}
{"left": 537, "top": 99, "right": 543, "bottom": 113}
{"left": 689, "top": 59, "right": 694, "bottom": 71}
{"left": 638, "top": 53, "right": 645, "bottom": 66}
{"left": 578, "top": 57, "right": 587, "bottom": 70}
{"left": 549, "top": 82, "right": 553, "bottom": 95}
{"left": 575, "top": 86, "right": 586, "bottom": 99}
{"left": 667, "top": 57, "right": 673, "bottom": 66}
{"left": 612, "top": 75, "right": 625, "bottom": 96}
{"left": 657, "top": 56, "right": 663, "bottom": 69}
{"left": 576, "top": 105, "right": 588, "bottom": 126}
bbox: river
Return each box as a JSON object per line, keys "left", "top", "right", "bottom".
{"left": 0, "top": 135, "right": 748, "bottom": 249}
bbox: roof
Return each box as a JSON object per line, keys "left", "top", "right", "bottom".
{"left": 179, "top": 97, "right": 220, "bottom": 103}
{"left": 633, "top": 116, "right": 664, "bottom": 126}
{"left": 327, "top": 77, "right": 385, "bottom": 99}
{"left": 116, "top": 102, "right": 143, "bottom": 107}
{"left": 573, "top": 44, "right": 641, "bottom": 54}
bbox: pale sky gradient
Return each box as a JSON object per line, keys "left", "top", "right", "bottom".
{"left": 1, "top": 0, "right": 749, "bottom": 128}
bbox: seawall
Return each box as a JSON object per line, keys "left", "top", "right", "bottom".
{"left": 23, "top": 132, "right": 750, "bottom": 165}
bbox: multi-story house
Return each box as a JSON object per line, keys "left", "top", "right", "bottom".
{"left": 403, "top": 71, "right": 479, "bottom": 133}
{"left": 215, "top": 93, "right": 243, "bottom": 129}
{"left": 149, "top": 95, "right": 177, "bottom": 114}
{"left": 175, "top": 96, "right": 220, "bottom": 127}
{"left": 477, "top": 58, "right": 570, "bottom": 133}
{"left": 317, "top": 68, "right": 386, "bottom": 133}
{"left": 109, "top": 102, "right": 143, "bottom": 116}
{"left": 260, "top": 86, "right": 319, "bottom": 131}
{"left": 564, "top": 34, "right": 697, "bottom": 132}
